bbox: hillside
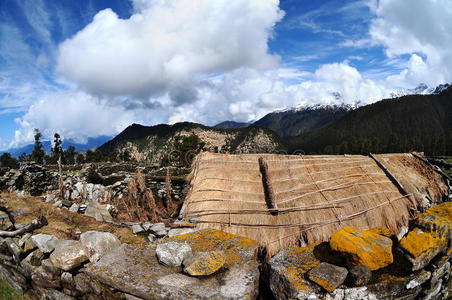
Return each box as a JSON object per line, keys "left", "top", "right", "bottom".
{"left": 254, "top": 104, "right": 351, "bottom": 136}
{"left": 98, "top": 122, "right": 284, "bottom": 164}
{"left": 213, "top": 121, "right": 250, "bottom": 129}
{"left": 285, "top": 86, "right": 452, "bottom": 155}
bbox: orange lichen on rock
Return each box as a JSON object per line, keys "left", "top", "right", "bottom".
{"left": 329, "top": 226, "right": 393, "bottom": 271}
{"left": 415, "top": 201, "right": 451, "bottom": 253}
{"left": 368, "top": 227, "right": 393, "bottom": 238}
{"left": 283, "top": 246, "right": 321, "bottom": 291}
{"left": 168, "top": 229, "right": 258, "bottom": 265}
{"left": 183, "top": 251, "right": 225, "bottom": 276}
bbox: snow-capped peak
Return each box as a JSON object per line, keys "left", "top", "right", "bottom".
{"left": 390, "top": 83, "right": 450, "bottom": 98}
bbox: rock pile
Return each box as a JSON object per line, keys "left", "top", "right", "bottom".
{"left": 264, "top": 201, "right": 452, "bottom": 300}
{"left": 0, "top": 162, "right": 57, "bottom": 196}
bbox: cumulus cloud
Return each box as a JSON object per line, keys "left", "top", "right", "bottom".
{"left": 10, "top": 90, "right": 169, "bottom": 148}
{"left": 369, "top": 0, "right": 452, "bottom": 87}
{"left": 57, "top": 0, "right": 284, "bottom": 100}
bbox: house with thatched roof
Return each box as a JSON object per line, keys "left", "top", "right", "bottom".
{"left": 180, "top": 152, "right": 448, "bottom": 255}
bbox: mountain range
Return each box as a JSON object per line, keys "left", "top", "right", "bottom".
{"left": 3, "top": 83, "right": 451, "bottom": 160}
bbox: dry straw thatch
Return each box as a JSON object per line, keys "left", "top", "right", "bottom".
{"left": 182, "top": 152, "right": 447, "bottom": 256}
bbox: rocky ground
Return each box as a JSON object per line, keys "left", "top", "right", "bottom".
{"left": 0, "top": 162, "right": 450, "bottom": 299}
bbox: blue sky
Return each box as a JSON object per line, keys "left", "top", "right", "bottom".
{"left": 1, "top": 0, "right": 451, "bottom": 150}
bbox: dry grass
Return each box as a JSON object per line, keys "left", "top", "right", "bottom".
{"left": 1, "top": 192, "right": 147, "bottom": 244}
{"left": 182, "top": 152, "right": 447, "bottom": 256}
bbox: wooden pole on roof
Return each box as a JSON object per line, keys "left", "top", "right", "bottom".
{"left": 259, "top": 157, "right": 278, "bottom": 215}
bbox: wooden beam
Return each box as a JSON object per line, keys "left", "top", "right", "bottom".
{"left": 258, "top": 157, "right": 278, "bottom": 215}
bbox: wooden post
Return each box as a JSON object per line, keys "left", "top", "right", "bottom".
{"left": 58, "top": 155, "right": 65, "bottom": 200}
{"left": 259, "top": 157, "right": 278, "bottom": 215}
{"left": 166, "top": 168, "right": 172, "bottom": 206}
{"left": 369, "top": 153, "right": 408, "bottom": 196}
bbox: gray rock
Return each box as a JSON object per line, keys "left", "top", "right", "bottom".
{"left": 0, "top": 263, "right": 26, "bottom": 295}
{"left": 26, "top": 248, "right": 45, "bottom": 266}
{"left": 132, "top": 224, "right": 144, "bottom": 234}
{"left": 45, "top": 194, "right": 56, "bottom": 203}
{"left": 69, "top": 203, "right": 79, "bottom": 213}
{"left": 31, "top": 233, "right": 58, "bottom": 253}
{"left": 147, "top": 234, "right": 155, "bottom": 243}
{"left": 263, "top": 247, "right": 322, "bottom": 299}
{"left": 42, "top": 259, "right": 62, "bottom": 277}
{"left": 156, "top": 242, "right": 192, "bottom": 267}
{"left": 50, "top": 240, "right": 88, "bottom": 271}
{"left": 308, "top": 262, "right": 348, "bottom": 292}
{"left": 150, "top": 222, "right": 168, "bottom": 237}
{"left": 80, "top": 231, "right": 121, "bottom": 262}
{"left": 84, "top": 201, "right": 113, "bottom": 223}
{"left": 74, "top": 273, "right": 102, "bottom": 295}
{"left": 61, "top": 272, "right": 73, "bottom": 290}
{"left": 4, "top": 238, "right": 23, "bottom": 263}
{"left": 183, "top": 251, "right": 225, "bottom": 276}
{"left": 17, "top": 232, "right": 32, "bottom": 248}
{"left": 53, "top": 200, "right": 62, "bottom": 207}
{"left": 85, "top": 243, "right": 259, "bottom": 300}
{"left": 32, "top": 264, "right": 61, "bottom": 289}
{"left": 142, "top": 222, "right": 152, "bottom": 232}
{"left": 429, "top": 255, "right": 450, "bottom": 286}
{"left": 346, "top": 265, "right": 372, "bottom": 287}
{"left": 62, "top": 199, "right": 72, "bottom": 207}
{"left": 168, "top": 228, "right": 195, "bottom": 238}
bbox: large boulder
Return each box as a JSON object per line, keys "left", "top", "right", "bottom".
{"left": 329, "top": 226, "right": 393, "bottom": 271}
{"left": 31, "top": 234, "right": 58, "bottom": 254}
{"left": 50, "top": 240, "right": 89, "bottom": 271}
{"left": 80, "top": 231, "right": 121, "bottom": 263}
{"left": 263, "top": 246, "right": 321, "bottom": 299}
{"left": 85, "top": 229, "right": 260, "bottom": 299}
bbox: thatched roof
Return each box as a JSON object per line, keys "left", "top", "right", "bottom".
{"left": 181, "top": 152, "right": 447, "bottom": 255}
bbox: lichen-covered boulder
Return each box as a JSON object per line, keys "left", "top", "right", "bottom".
{"left": 50, "top": 240, "right": 88, "bottom": 271}
{"left": 308, "top": 262, "right": 348, "bottom": 292}
{"left": 399, "top": 227, "right": 447, "bottom": 271}
{"left": 183, "top": 251, "right": 225, "bottom": 276}
{"left": 263, "top": 246, "right": 321, "bottom": 299}
{"left": 398, "top": 202, "right": 451, "bottom": 271}
{"left": 80, "top": 231, "right": 121, "bottom": 263}
{"left": 85, "top": 229, "right": 260, "bottom": 299}
{"left": 329, "top": 226, "right": 393, "bottom": 271}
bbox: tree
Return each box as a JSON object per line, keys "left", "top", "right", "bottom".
{"left": 52, "top": 133, "right": 64, "bottom": 163}
{"left": 0, "top": 153, "right": 19, "bottom": 169}
{"left": 64, "top": 146, "right": 76, "bottom": 165}
{"left": 30, "top": 129, "right": 45, "bottom": 164}
{"left": 76, "top": 153, "right": 85, "bottom": 164}
{"left": 18, "top": 152, "right": 27, "bottom": 163}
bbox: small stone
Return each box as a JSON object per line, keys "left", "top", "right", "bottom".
{"left": 329, "top": 226, "right": 393, "bottom": 271}
{"left": 27, "top": 249, "right": 45, "bottom": 266}
{"left": 45, "top": 194, "right": 56, "bottom": 203}
{"left": 53, "top": 200, "right": 62, "bottom": 207}
{"left": 41, "top": 259, "right": 61, "bottom": 277}
{"left": 142, "top": 222, "right": 152, "bottom": 231}
{"left": 147, "top": 234, "right": 155, "bottom": 243}
{"left": 132, "top": 224, "right": 144, "bottom": 234}
{"left": 183, "top": 251, "right": 225, "bottom": 276}
{"left": 150, "top": 222, "right": 168, "bottom": 237}
{"left": 62, "top": 199, "right": 72, "bottom": 207}
{"left": 346, "top": 265, "right": 372, "bottom": 287}
{"left": 156, "top": 242, "right": 192, "bottom": 267}
{"left": 80, "top": 231, "right": 121, "bottom": 262}
{"left": 69, "top": 203, "right": 79, "bottom": 213}
{"left": 429, "top": 255, "right": 450, "bottom": 285}
{"left": 308, "top": 262, "right": 348, "bottom": 292}
{"left": 50, "top": 240, "right": 88, "bottom": 271}
{"left": 31, "top": 234, "right": 58, "bottom": 253}
{"left": 406, "top": 270, "right": 431, "bottom": 289}
{"left": 168, "top": 228, "right": 195, "bottom": 238}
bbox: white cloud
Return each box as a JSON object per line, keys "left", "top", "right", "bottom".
{"left": 57, "top": 0, "right": 284, "bottom": 99}
{"left": 9, "top": 90, "right": 168, "bottom": 148}
{"left": 369, "top": 0, "right": 452, "bottom": 87}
